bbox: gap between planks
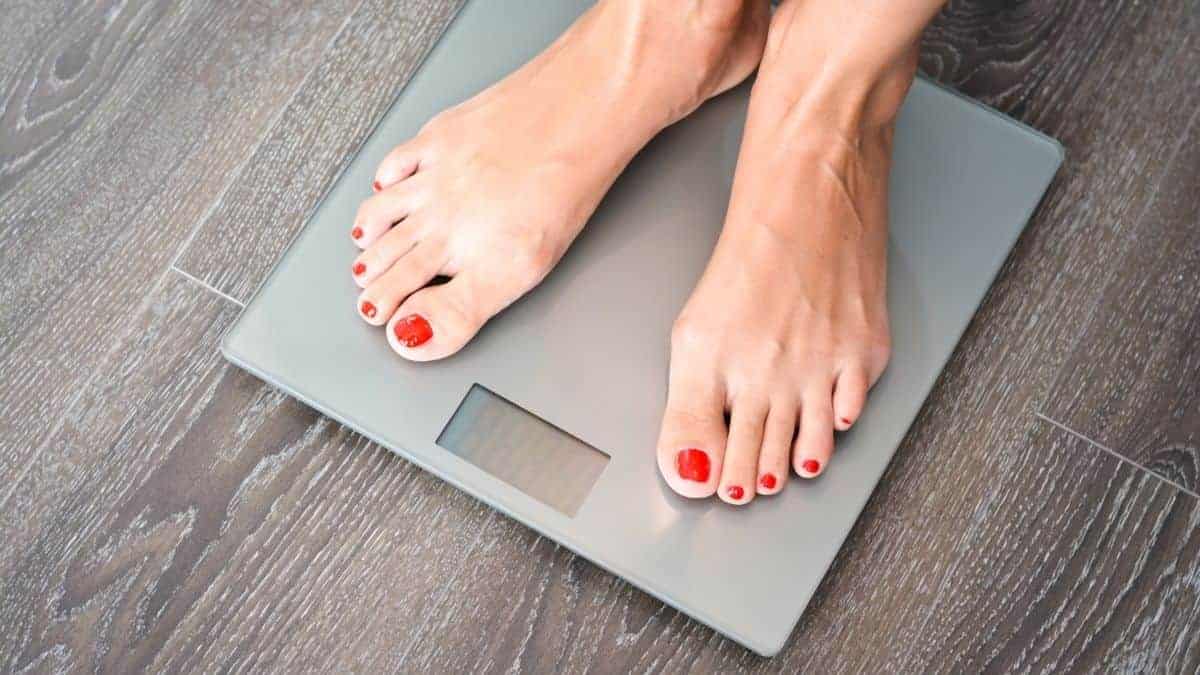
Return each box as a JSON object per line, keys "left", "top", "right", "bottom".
{"left": 1035, "top": 412, "right": 1200, "bottom": 501}
{"left": 170, "top": 265, "right": 247, "bottom": 308}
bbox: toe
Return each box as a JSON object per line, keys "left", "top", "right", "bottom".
{"left": 373, "top": 141, "right": 423, "bottom": 192}
{"left": 385, "top": 270, "right": 514, "bottom": 360}
{"left": 353, "top": 177, "right": 426, "bottom": 248}
{"left": 718, "top": 398, "right": 767, "bottom": 505}
{"left": 656, "top": 360, "right": 727, "bottom": 499}
{"left": 756, "top": 400, "right": 796, "bottom": 495}
{"left": 357, "top": 239, "right": 444, "bottom": 326}
{"left": 352, "top": 217, "right": 430, "bottom": 288}
{"left": 793, "top": 386, "right": 835, "bottom": 479}
{"left": 833, "top": 364, "right": 869, "bottom": 431}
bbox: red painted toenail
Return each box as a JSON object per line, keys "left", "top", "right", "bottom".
{"left": 841, "top": 417, "right": 852, "bottom": 426}
{"left": 353, "top": 261, "right": 366, "bottom": 276}
{"left": 351, "top": 226, "right": 363, "bottom": 240}
{"left": 361, "top": 301, "right": 377, "bottom": 319}
{"left": 727, "top": 485, "right": 745, "bottom": 500}
{"left": 802, "top": 459, "right": 821, "bottom": 475}
{"left": 675, "top": 449, "right": 710, "bottom": 482}
{"left": 373, "top": 180, "right": 382, "bottom": 192}
{"left": 393, "top": 314, "right": 433, "bottom": 348}
{"left": 760, "top": 473, "right": 777, "bottom": 490}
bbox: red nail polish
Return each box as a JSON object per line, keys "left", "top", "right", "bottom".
{"left": 759, "top": 473, "right": 777, "bottom": 490}
{"left": 351, "top": 226, "right": 363, "bottom": 240}
{"left": 353, "top": 261, "right": 366, "bottom": 276}
{"left": 361, "top": 301, "right": 377, "bottom": 319}
{"left": 840, "top": 417, "right": 852, "bottom": 426}
{"left": 372, "top": 180, "right": 382, "bottom": 192}
{"left": 727, "top": 485, "right": 745, "bottom": 501}
{"left": 675, "top": 448, "right": 710, "bottom": 482}
{"left": 802, "top": 459, "right": 821, "bottom": 475}
{"left": 393, "top": 314, "right": 433, "bottom": 347}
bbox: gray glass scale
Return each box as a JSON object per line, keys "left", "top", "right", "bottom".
{"left": 222, "top": 0, "right": 1062, "bottom": 656}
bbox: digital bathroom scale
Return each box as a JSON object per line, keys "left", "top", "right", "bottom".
{"left": 221, "top": 0, "right": 1063, "bottom": 656}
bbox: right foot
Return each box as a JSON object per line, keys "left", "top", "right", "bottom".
{"left": 351, "top": 0, "right": 768, "bottom": 359}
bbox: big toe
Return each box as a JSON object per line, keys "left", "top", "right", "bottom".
{"left": 655, "top": 364, "right": 727, "bottom": 499}
{"left": 386, "top": 271, "right": 520, "bottom": 361}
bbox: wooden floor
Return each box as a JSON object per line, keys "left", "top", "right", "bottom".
{"left": 1, "top": 0, "right": 1198, "bottom": 672}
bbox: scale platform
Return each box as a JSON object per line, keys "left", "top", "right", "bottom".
{"left": 222, "top": 0, "right": 1062, "bottom": 656}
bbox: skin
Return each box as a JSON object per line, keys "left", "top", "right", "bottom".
{"left": 354, "top": 0, "right": 945, "bottom": 504}
{"left": 351, "top": 0, "right": 769, "bottom": 358}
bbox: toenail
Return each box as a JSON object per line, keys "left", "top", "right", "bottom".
{"left": 393, "top": 314, "right": 433, "bottom": 348}
{"left": 801, "top": 459, "right": 821, "bottom": 475}
{"left": 727, "top": 485, "right": 744, "bottom": 501}
{"left": 361, "top": 300, "right": 377, "bottom": 319}
{"left": 675, "top": 448, "right": 710, "bottom": 482}
{"left": 351, "top": 226, "right": 363, "bottom": 240}
{"left": 353, "top": 261, "right": 366, "bottom": 276}
{"left": 759, "top": 473, "right": 777, "bottom": 490}
{"left": 372, "top": 180, "right": 382, "bottom": 192}
{"left": 840, "top": 417, "right": 852, "bottom": 426}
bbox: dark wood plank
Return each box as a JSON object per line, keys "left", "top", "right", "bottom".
{"left": 0, "top": 0, "right": 172, "bottom": 194}
{"left": 0, "top": 0, "right": 360, "bottom": 502}
{"left": 0, "top": 273, "right": 495, "bottom": 672}
{"left": 1042, "top": 111, "right": 1200, "bottom": 493}
{"left": 172, "top": 0, "right": 464, "bottom": 300}
{"left": 908, "top": 421, "right": 1200, "bottom": 673}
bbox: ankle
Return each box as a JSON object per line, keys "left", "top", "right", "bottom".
{"left": 602, "top": 0, "right": 767, "bottom": 121}
{"left": 753, "top": 45, "right": 917, "bottom": 140}
{"left": 754, "top": 0, "right": 923, "bottom": 135}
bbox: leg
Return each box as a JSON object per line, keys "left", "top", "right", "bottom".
{"left": 657, "top": 0, "right": 944, "bottom": 503}
{"left": 352, "top": 0, "right": 769, "bottom": 360}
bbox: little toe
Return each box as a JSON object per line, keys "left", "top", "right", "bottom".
{"left": 756, "top": 402, "right": 796, "bottom": 495}
{"left": 353, "top": 177, "right": 426, "bottom": 248}
{"left": 833, "top": 365, "right": 869, "bottom": 431}
{"left": 357, "top": 240, "right": 444, "bottom": 326}
{"left": 718, "top": 400, "right": 767, "bottom": 505}
{"left": 373, "top": 141, "right": 423, "bottom": 192}
{"left": 655, "top": 364, "right": 727, "bottom": 499}
{"left": 793, "top": 389, "right": 835, "bottom": 479}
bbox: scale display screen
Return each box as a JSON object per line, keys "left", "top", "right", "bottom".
{"left": 437, "top": 384, "right": 610, "bottom": 517}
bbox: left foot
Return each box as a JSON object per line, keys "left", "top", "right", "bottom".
{"left": 350, "top": 0, "right": 767, "bottom": 360}
{"left": 656, "top": 2, "right": 920, "bottom": 504}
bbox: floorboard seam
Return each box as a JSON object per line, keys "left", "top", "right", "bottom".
{"left": 164, "top": 0, "right": 373, "bottom": 282}
{"left": 1034, "top": 412, "right": 1199, "bottom": 500}
{"left": 170, "top": 265, "right": 247, "bottom": 308}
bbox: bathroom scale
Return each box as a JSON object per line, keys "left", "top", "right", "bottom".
{"left": 221, "top": 0, "right": 1063, "bottom": 656}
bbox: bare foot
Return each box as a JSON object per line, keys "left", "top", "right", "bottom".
{"left": 656, "top": 1, "right": 921, "bottom": 504}
{"left": 351, "top": 0, "right": 768, "bottom": 360}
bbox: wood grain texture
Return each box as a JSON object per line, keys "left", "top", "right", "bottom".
{"left": 1042, "top": 110, "right": 1200, "bottom": 493}
{"left": 909, "top": 421, "right": 1200, "bottom": 674}
{"left": 2, "top": 0, "right": 1200, "bottom": 672}
{"left": 0, "top": 0, "right": 170, "bottom": 194}
{"left": 0, "top": 274, "right": 502, "bottom": 672}
{"left": 0, "top": 0, "right": 360, "bottom": 509}
{"left": 172, "top": 0, "right": 465, "bottom": 301}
